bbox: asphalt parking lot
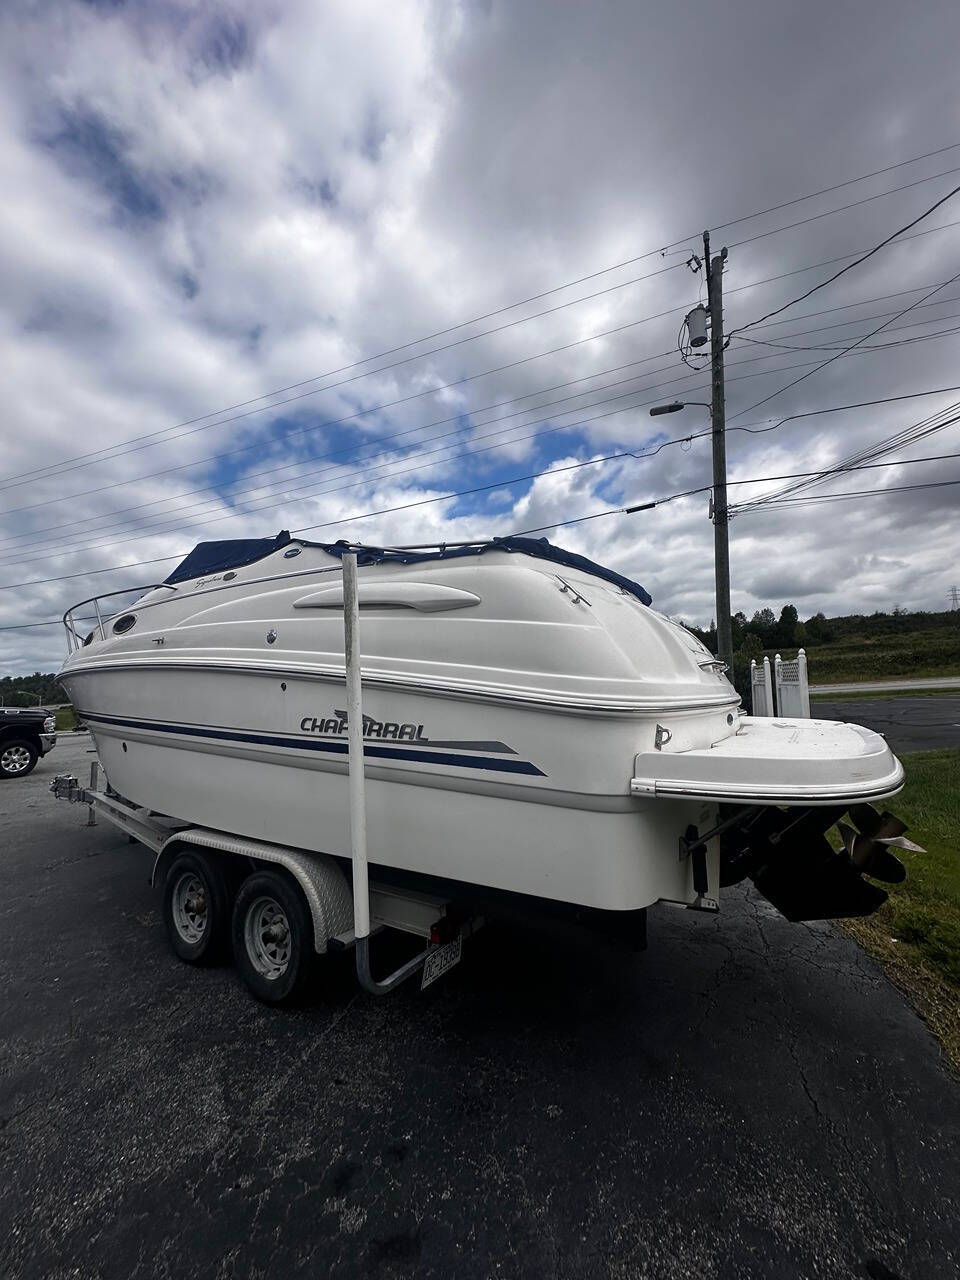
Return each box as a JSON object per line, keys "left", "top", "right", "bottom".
{"left": 1, "top": 738, "right": 958, "bottom": 1280}
{"left": 812, "top": 695, "right": 960, "bottom": 755}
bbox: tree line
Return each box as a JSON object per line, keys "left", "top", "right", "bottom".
{"left": 0, "top": 672, "right": 67, "bottom": 708}
{"left": 683, "top": 605, "right": 957, "bottom": 702}
{"left": 686, "top": 604, "right": 827, "bottom": 660}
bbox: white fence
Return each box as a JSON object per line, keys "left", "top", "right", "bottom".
{"left": 750, "top": 656, "right": 775, "bottom": 716}
{"left": 751, "top": 649, "right": 810, "bottom": 717}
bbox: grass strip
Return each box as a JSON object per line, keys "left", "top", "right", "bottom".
{"left": 839, "top": 748, "right": 960, "bottom": 1071}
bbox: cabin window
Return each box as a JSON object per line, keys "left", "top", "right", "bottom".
{"left": 112, "top": 613, "right": 138, "bottom": 635}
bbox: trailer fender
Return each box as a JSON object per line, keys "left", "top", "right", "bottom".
{"left": 152, "top": 829, "right": 353, "bottom": 954}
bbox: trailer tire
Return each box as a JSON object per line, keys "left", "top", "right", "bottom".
{"left": 0, "top": 739, "right": 39, "bottom": 779}
{"left": 232, "top": 870, "right": 314, "bottom": 1006}
{"left": 163, "top": 851, "right": 232, "bottom": 965}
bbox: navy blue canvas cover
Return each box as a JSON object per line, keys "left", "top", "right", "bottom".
{"left": 165, "top": 531, "right": 652, "bottom": 605}
{"left": 312, "top": 536, "right": 652, "bottom": 605}
{"left": 164, "top": 532, "right": 293, "bottom": 583}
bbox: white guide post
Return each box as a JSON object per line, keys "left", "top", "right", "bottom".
{"left": 342, "top": 552, "right": 370, "bottom": 940}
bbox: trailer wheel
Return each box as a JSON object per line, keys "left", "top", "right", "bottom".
{"left": 232, "top": 870, "right": 314, "bottom": 1005}
{"left": 163, "top": 851, "right": 232, "bottom": 964}
{"left": 0, "top": 739, "right": 39, "bottom": 779}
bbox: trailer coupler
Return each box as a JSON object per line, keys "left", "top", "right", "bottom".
{"left": 51, "top": 772, "right": 91, "bottom": 804}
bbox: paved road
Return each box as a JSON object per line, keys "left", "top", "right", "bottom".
{"left": 1, "top": 740, "right": 958, "bottom": 1280}
{"left": 813, "top": 695, "right": 960, "bottom": 755}
{"left": 810, "top": 676, "right": 960, "bottom": 694}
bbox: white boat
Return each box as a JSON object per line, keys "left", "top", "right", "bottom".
{"left": 58, "top": 532, "right": 912, "bottom": 929}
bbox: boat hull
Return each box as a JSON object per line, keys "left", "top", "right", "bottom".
{"left": 57, "top": 544, "right": 906, "bottom": 920}
{"left": 63, "top": 662, "right": 720, "bottom": 912}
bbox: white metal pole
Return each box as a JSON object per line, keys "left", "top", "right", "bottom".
{"left": 87, "top": 761, "right": 99, "bottom": 826}
{"left": 342, "top": 553, "right": 370, "bottom": 940}
{"left": 774, "top": 653, "right": 783, "bottom": 717}
{"left": 798, "top": 647, "right": 810, "bottom": 717}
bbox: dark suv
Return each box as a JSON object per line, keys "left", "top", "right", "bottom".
{"left": 0, "top": 706, "right": 58, "bottom": 779}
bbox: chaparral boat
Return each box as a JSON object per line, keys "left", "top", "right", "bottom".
{"left": 58, "top": 531, "right": 916, "bottom": 928}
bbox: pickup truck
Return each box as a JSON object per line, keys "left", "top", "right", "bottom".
{"left": 0, "top": 706, "right": 58, "bottom": 779}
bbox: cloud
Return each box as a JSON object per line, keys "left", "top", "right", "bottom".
{"left": 2, "top": 0, "right": 960, "bottom": 674}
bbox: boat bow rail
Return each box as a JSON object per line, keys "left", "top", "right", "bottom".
{"left": 63, "top": 584, "right": 177, "bottom": 653}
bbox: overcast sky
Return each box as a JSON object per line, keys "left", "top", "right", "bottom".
{"left": 2, "top": 0, "right": 960, "bottom": 675}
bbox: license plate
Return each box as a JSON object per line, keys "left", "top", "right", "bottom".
{"left": 421, "top": 935, "right": 462, "bottom": 990}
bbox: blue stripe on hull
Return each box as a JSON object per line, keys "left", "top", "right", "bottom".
{"left": 78, "top": 709, "right": 547, "bottom": 777}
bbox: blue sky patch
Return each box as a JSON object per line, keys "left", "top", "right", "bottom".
{"left": 41, "top": 105, "right": 164, "bottom": 223}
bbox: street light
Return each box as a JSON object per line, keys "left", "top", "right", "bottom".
{"left": 649, "top": 401, "right": 710, "bottom": 416}
{"left": 647, "top": 398, "right": 732, "bottom": 668}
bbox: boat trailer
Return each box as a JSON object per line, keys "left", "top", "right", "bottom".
{"left": 51, "top": 552, "right": 922, "bottom": 1000}
{"left": 51, "top": 553, "right": 480, "bottom": 1002}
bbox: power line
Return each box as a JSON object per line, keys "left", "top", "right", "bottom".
{"left": 728, "top": 269, "right": 960, "bottom": 423}
{"left": 0, "top": 345, "right": 817, "bottom": 556}
{"left": 1, "top": 302, "right": 695, "bottom": 515}
{"left": 0, "top": 372, "right": 729, "bottom": 567}
{"left": 1, "top": 343, "right": 936, "bottom": 566}
{"left": 7, "top": 140, "right": 960, "bottom": 491}
{"left": 731, "top": 397, "right": 960, "bottom": 513}
{"left": 728, "top": 180, "right": 960, "bottom": 338}
{"left": 725, "top": 164, "right": 960, "bottom": 253}
{"left": 8, "top": 294, "right": 960, "bottom": 570}
{"left": 8, "top": 336, "right": 960, "bottom": 570}
{"left": 0, "top": 308, "right": 931, "bottom": 552}
{"left": 0, "top": 618, "right": 96, "bottom": 633}
{"left": 738, "top": 476, "right": 960, "bottom": 511}
{"left": 0, "top": 260, "right": 670, "bottom": 489}
{"left": 7, "top": 281, "right": 960, "bottom": 549}
{"left": 8, "top": 221, "right": 960, "bottom": 525}
{"left": 729, "top": 384, "right": 960, "bottom": 436}
{"left": 733, "top": 318, "right": 960, "bottom": 354}
{"left": 9, "top": 305, "right": 960, "bottom": 561}
{"left": 0, "top": 258, "right": 694, "bottom": 491}
{"left": 0, "top": 449, "right": 660, "bottom": 595}
{"left": 732, "top": 398, "right": 960, "bottom": 514}
{"left": 0, "top": 347, "right": 682, "bottom": 533}
{"left": 4, "top": 450, "right": 958, "bottom": 632}
{"left": 519, "top": 474, "right": 960, "bottom": 537}
{"left": 746, "top": 286, "right": 960, "bottom": 335}
{"left": 707, "top": 141, "right": 960, "bottom": 240}
{"left": 3, "top": 424, "right": 958, "bottom": 613}
{"left": 518, "top": 471, "right": 960, "bottom": 535}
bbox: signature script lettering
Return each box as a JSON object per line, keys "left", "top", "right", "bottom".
{"left": 300, "top": 713, "right": 425, "bottom": 742}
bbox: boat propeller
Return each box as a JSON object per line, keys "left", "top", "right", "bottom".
{"left": 721, "top": 802, "right": 924, "bottom": 923}
{"left": 837, "top": 804, "right": 924, "bottom": 885}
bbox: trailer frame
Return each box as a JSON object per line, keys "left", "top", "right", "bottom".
{"left": 51, "top": 765, "right": 477, "bottom": 999}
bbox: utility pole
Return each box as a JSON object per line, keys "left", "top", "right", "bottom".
{"left": 704, "top": 231, "right": 732, "bottom": 668}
